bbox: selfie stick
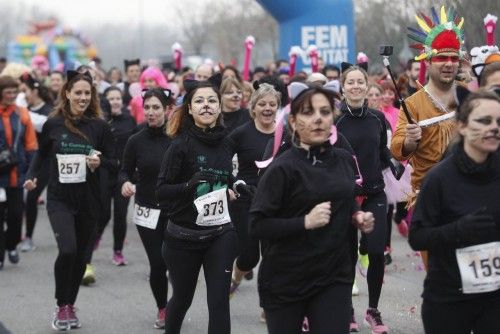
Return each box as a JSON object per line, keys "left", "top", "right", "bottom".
{"left": 381, "top": 55, "right": 415, "bottom": 124}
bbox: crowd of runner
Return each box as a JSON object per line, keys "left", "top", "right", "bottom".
{"left": 0, "top": 5, "right": 499, "bottom": 334}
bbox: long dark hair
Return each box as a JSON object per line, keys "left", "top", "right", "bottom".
{"left": 52, "top": 72, "right": 102, "bottom": 141}
{"left": 20, "top": 73, "right": 53, "bottom": 105}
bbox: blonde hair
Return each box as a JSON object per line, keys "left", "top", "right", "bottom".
{"left": 249, "top": 83, "right": 281, "bottom": 118}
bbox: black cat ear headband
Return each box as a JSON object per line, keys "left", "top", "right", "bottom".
{"left": 66, "top": 70, "right": 93, "bottom": 84}
{"left": 140, "top": 88, "right": 172, "bottom": 100}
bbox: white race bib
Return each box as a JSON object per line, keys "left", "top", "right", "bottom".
{"left": 194, "top": 188, "right": 231, "bottom": 227}
{"left": 456, "top": 241, "right": 500, "bottom": 294}
{"left": 133, "top": 204, "right": 161, "bottom": 229}
{"left": 56, "top": 154, "right": 87, "bottom": 183}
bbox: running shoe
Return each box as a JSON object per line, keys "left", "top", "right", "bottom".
{"left": 259, "top": 310, "right": 266, "bottom": 323}
{"left": 352, "top": 280, "right": 359, "bottom": 296}
{"left": 397, "top": 219, "right": 409, "bottom": 238}
{"left": 301, "top": 317, "right": 309, "bottom": 332}
{"left": 52, "top": 305, "right": 70, "bottom": 331}
{"left": 357, "top": 253, "right": 369, "bottom": 278}
{"left": 350, "top": 313, "right": 360, "bottom": 332}
{"left": 384, "top": 247, "right": 392, "bottom": 266}
{"left": 7, "top": 250, "right": 19, "bottom": 264}
{"left": 20, "top": 237, "right": 36, "bottom": 252}
{"left": 229, "top": 279, "right": 240, "bottom": 298}
{"left": 67, "top": 304, "right": 81, "bottom": 329}
{"left": 364, "top": 308, "right": 389, "bottom": 334}
{"left": 82, "top": 264, "right": 96, "bottom": 286}
{"left": 244, "top": 269, "right": 254, "bottom": 280}
{"left": 154, "top": 308, "right": 166, "bottom": 329}
{"left": 112, "top": 250, "right": 127, "bottom": 266}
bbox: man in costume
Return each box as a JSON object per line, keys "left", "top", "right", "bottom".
{"left": 391, "top": 6, "right": 467, "bottom": 268}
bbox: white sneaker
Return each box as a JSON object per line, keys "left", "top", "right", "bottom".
{"left": 20, "top": 238, "right": 36, "bottom": 252}
{"left": 352, "top": 280, "right": 359, "bottom": 296}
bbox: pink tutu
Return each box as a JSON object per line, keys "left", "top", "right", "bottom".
{"left": 383, "top": 164, "right": 412, "bottom": 204}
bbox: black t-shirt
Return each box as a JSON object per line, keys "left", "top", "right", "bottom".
{"left": 335, "top": 103, "right": 390, "bottom": 195}
{"left": 249, "top": 144, "right": 359, "bottom": 308}
{"left": 26, "top": 115, "right": 116, "bottom": 216}
{"left": 120, "top": 125, "right": 170, "bottom": 208}
{"left": 227, "top": 121, "right": 273, "bottom": 186}
{"left": 410, "top": 147, "right": 500, "bottom": 303}
{"left": 222, "top": 108, "right": 251, "bottom": 133}
{"left": 156, "top": 125, "right": 234, "bottom": 238}
{"left": 107, "top": 113, "right": 137, "bottom": 163}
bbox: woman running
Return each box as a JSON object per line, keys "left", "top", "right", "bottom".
{"left": 227, "top": 83, "right": 280, "bottom": 295}
{"left": 120, "top": 88, "right": 173, "bottom": 329}
{"left": 157, "top": 80, "right": 254, "bottom": 334}
{"left": 249, "top": 84, "right": 374, "bottom": 334}
{"left": 24, "top": 70, "right": 116, "bottom": 331}
{"left": 409, "top": 90, "right": 500, "bottom": 334}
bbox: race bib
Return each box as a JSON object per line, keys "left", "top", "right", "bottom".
{"left": 133, "top": 204, "right": 160, "bottom": 229}
{"left": 194, "top": 188, "right": 231, "bottom": 226}
{"left": 456, "top": 241, "right": 500, "bottom": 294}
{"left": 56, "top": 154, "right": 87, "bottom": 183}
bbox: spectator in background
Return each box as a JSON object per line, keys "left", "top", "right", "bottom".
{"left": 48, "top": 71, "right": 65, "bottom": 105}
{"left": 194, "top": 63, "right": 214, "bottom": 82}
{"left": 252, "top": 66, "right": 267, "bottom": 82}
{"left": 129, "top": 67, "right": 169, "bottom": 124}
{"left": 323, "top": 64, "right": 341, "bottom": 82}
{"left": 120, "top": 59, "right": 141, "bottom": 106}
{"left": 222, "top": 65, "right": 243, "bottom": 83}
{"left": 0, "top": 58, "right": 7, "bottom": 74}
{"left": 406, "top": 59, "right": 421, "bottom": 96}
{"left": 106, "top": 67, "right": 123, "bottom": 86}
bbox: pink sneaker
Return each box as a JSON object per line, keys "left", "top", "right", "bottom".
{"left": 397, "top": 219, "right": 409, "bottom": 238}
{"left": 154, "top": 308, "right": 166, "bottom": 329}
{"left": 364, "top": 308, "right": 389, "bottom": 334}
{"left": 67, "top": 304, "right": 81, "bottom": 329}
{"left": 112, "top": 250, "right": 127, "bottom": 266}
{"left": 52, "top": 305, "right": 70, "bottom": 331}
{"left": 301, "top": 317, "right": 309, "bottom": 332}
{"left": 350, "top": 313, "right": 359, "bottom": 332}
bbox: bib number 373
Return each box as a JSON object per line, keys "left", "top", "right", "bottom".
{"left": 194, "top": 188, "right": 230, "bottom": 227}
{"left": 56, "top": 154, "right": 86, "bottom": 183}
{"left": 456, "top": 241, "right": 500, "bottom": 294}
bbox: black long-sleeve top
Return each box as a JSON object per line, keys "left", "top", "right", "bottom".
{"left": 156, "top": 125, "right": 235, "bottom": 244}
{"left": 249, "top": 143, "right": 359, "bottom": 308}
{"left": 409, "top": 146, "right": 500, "bottom": 302}
{"left": 227, "top": 121, "right": 273, "bottom": 186}
{"left": 26, "top": 115, "right": 116, "bottom": 215}
{"left": 106, "top": 112, "right": 136, "bottom": 165}
{"left": 222, "top": 108, "right": 251, "bottom": 133}
{"left": 335, "top": 102, "right": 391, "bottom": 195}
{"left": 119, "top": 125, "right": 170, "bottom": 208}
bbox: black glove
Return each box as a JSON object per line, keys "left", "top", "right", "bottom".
{"left": 235, "top": 183, "right": 257, "bottom": 198}
{"left": 185, "top": 171, "right": 217, "bottom": 192}
{"left": 389, "top": 158, "right": 405, "bottom": 180}
{"left": 455, "top": 207, "right": 497, "bottom": 245}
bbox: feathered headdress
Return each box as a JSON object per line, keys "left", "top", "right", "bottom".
{"left": 408, "top": 6, "right": 465, "bottom": 61}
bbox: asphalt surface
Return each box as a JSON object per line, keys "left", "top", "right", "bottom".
{"left": 0, "top": 202, "right": 426, "bottom": 334}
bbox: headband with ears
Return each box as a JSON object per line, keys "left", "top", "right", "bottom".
{"left": 66, "top": 70, "right": 93, "bottom": 84}
{"left": 341, "top": 61, "right": 368, "bottom": 73}
{"left": 140, "top": 88, "right": 172, "bottom": 100}
{"left": 288, "top": 81, "right": 341, "bottom": 101}
{"left": 124, "top": 59, "right": 140, "bottom": 69}
{"left": 20, "top": 72, "right": 40, "bottom": 89}
{"left": 184, "top": 72, "right": 223, "bottom": 96}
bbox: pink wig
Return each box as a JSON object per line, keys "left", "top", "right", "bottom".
{"left": 31, "top": 55, "right": 50, "bottom": 75}
{"left": 139, "top": 66, "right": 169, "bottom": 89}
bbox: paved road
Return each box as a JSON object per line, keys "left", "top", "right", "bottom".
{"left": 0, "top": 203, "right": 426, "bottom": 333}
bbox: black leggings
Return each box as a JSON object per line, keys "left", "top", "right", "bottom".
{"left": 97, "top": 183, "right": 129, "bottom": 251}
{"left": 24, "top": 160, "right": 49, "bottom": 239}
{"left": 0, "top": 188, "right": 24, "bottom": 261}
{"left": 386, "top": 202, "right": 408, "bottom": 248}
{"left": 48, "top": 205, "right": 96, "bottom": 306}
{"left": 359, "top": 192, "right": 387, "bottom": 309}
{"left": 422, "top": 297, "right": 500, "bottom": 334}
{"left": 163, "top": 230, "right": 237, "bottom": 334}
{"left": 137, "top": 219, "right": 168, "bottom": 309}
{"left": 230, "top": 197, "right": 260, "bottom": 271}
{"left": 264, "top": 283, "right": 352, "bottom": 334}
